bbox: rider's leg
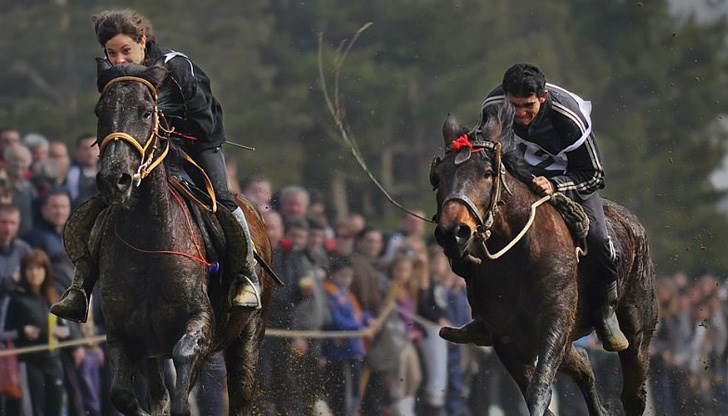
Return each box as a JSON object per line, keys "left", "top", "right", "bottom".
{"left": 438, "top": 318, "right": 493, "bottom": 346}
{"left": 580, "top": 193, "right": 628, "bottom": 352}
{"left": 188, "top": 146, "right": 260, "bottom": 309}
{"left": 438, "top": 279, "right": 493, "bottom": 346}
{"left": 50, "top": 197, "right": 108, "bottom": 323}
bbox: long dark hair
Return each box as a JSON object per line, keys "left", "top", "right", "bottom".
{"left": 19, "top": 249, "right": 57, "bottom": 304}
{"left": 92, "top": 9, "right": 157, "bottom": 47}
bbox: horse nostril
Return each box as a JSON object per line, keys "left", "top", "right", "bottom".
{"left": 116, "top": 173, "right": 132, "bottom": 191}
{"left": 454, "top": 223, "right": 472, "bottom": 246}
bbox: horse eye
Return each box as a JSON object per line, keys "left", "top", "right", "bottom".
{"left": 142, "top": 110, "right": 153, "bottom": 119}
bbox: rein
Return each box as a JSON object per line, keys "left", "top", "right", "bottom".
{"left": 438, "top": 135, "right": 551, "bottom": 263}
{"left": 97, "top": 75, "right": 218, "bottom": 212}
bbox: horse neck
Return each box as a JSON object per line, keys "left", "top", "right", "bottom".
{"left": 131, "top": 167, "right": 175, "bottom": 224}
{"left": 492, "top": 171, "right": 544, "bottom": 235}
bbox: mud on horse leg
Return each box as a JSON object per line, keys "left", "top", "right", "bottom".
{"left": 225, "top": 313, "right": 263, "bottom": 416}
{"left": 559, "top": 344, "right": 608, "bottom": 415}
{"left": 107, "top": 341, "right": 150, "bottom": 416}
{"left": 171, "top": 314, "right": 212, "bottom": 416}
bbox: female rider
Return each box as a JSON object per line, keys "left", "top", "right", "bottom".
{"left": 51, "top": 9, "right": 260, "bottom": 323}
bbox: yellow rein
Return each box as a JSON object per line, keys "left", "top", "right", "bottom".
{"left": 97, "top": 75, "right": 218, "bottom": 212}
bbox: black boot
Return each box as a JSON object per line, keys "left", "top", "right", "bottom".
{"left": 439, "top": 319, "right": 493, "bottom": 346}
{"left": 50, "top": 261, "right": 96, "bottom": 323}
{"left": 231, "top": 207, "right": 261, "bottom": 309}
{"left": 593, "top": 281, "right": 629, "bottom": 352}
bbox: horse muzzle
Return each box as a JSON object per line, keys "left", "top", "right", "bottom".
{"left": 435, "top": 223, "right": 474, "bottom": 262}
{"left": 97, "top": 169, "right": 134, "bottom": 205}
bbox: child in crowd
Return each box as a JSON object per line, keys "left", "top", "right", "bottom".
{"left": 322, "top": 256, "right": 378, "bottom": 416}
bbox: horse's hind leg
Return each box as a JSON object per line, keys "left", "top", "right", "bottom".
{"left": 224, "top": 316, "right": 263, "bottom": 416}
{"left": 171, "top": 315, "right": 213, "bottom": 416}
{"left": 494, "top": 344, "right": 556, "bottom": 416}
{"left": 559, "top": 344, "right": 608, "bottom": 415}
{"left": 618, "top": 310, "right": 656, "bottom": 415}
{"left": 107, "top": 341, "right": 150, "bottom": 416}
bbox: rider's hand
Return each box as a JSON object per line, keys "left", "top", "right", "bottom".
{"left": 532, "top": 176, "right": 554, "bottom": 196}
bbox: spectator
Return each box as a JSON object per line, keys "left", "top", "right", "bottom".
{"left": 21, "top": 133, "right": 50, "bottom": 170}
{"left": 48, "top": 141, "right": 71, "bottom": 186}
{"left": 382, "top": 210, "right": 427, "bottom": 263}
{"left": 279, "top": 185, "right": 309, "bottom": 227}
{"left": 66, "top": 134, "right": 100, "bottom": 209}
{"left": 23, "top": 189, "right": 71, "bottom": 265}
{"left": 322, "top": 256, "right": 376, "bottom": 416}
{"left": 416, "top": 246, "right": 452, "bottom": 416}
{"left": 330, "top": 219, "right": 357, "bottom": 259}
{"left": 241, "top": 175, "right": 273, "bottom": 211}
{"left": 225, "top": 158, "right": 241, "bottom": 195}
{"left": 0, "top": 203, "right": 32, "bottom": 295}
{"left": 5, "top": 144, "right": 36, "bottom": 235}
{"left": 387, "top": 255, "right": 423, "bottom": 416}
{"left": 0, "top": 128, "right": 21, "bottom": 170}
{"left": 5, "top": 249, "right": 69, "bottom": 416}
{"left": 350, "top": 226, "right": 385, "bottom": 317}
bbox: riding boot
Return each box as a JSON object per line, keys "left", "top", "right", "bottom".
{"left": 230, "top": 207, "right": 261, "bottom": 309}
{"left": 439, "top": 319, "right": 493, "bottom": 346}
{"left": 50, "top": 257, "right": 97, "bottom": 323}
{"left": 593, "top": 280, "right": 629, "bottom": 352}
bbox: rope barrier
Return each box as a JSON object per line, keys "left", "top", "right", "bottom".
{"left": 0, "top": 308, "right": 440, "bottom": 358}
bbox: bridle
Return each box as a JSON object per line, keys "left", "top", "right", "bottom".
{"left": 434, "top": 134, "right": 551, "bottom": 262}
{"left": 435, "top": 135, "right": 508, "bottom": 238}
{"left": 98, "top": 76, "right": 169, "bottom": 187}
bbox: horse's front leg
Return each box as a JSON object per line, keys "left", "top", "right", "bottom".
{"left": 171, "top": 312, "right": 213, "bottom": 416}
{"left": 146, "top": 358, "right": 171, "bottom": 416}
{"left": 493, "top": 343, "right": 556, "bottom": 416}
{"left": 107, "top": 339, "right": 151, "bottom": 416}
{"left": 526, "top": 309, "right": 572, "bottom": 416}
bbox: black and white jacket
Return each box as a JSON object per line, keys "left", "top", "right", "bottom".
{"left": 144, "top": 43, "right": 226, "bottom": 151}
{"left": 483, "top": 83, "right": 605, "bottom": 195}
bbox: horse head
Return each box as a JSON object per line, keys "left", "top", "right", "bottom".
{"left": 431, "top": 102, "right": 515, "bottom": 263}
{"left": 94, "top": 61, "right": 168, "bottom": 206}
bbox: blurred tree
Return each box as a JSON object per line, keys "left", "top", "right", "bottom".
{"left": 0, "top": 0, "right": 726, "bottom": 275}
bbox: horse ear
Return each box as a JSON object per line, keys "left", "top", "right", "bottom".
{"left": 96, "top": 57, "right": 112, "bottom": 77}
{"left": 442, "top": 114, "right": 462, "bottom": 144}
{"left": 142, "top": 64, "right": 168, "bottom": 88}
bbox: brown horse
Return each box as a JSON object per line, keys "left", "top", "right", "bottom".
{"left": 430, "top": 102, "right": 657, "bottom": 416}
{"left": 90, "top": 63, "right": 273, "bottom": 416}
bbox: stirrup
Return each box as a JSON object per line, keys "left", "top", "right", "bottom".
{"left": 50, "top": 287, "right": 89, "bottom": 323}
{"left": 232, "top": 275, "right": 261, "bottom": 310}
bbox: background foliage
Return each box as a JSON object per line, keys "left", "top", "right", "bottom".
{"left": 1, "top": 0, "right": 727, "bottom": 276}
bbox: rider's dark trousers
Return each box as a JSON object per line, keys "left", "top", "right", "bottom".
{"left": 184, "top": 145, "right": 237, "bottom": 211}
{"left": 564, "top": 190, "right": 619, "bottom": 287}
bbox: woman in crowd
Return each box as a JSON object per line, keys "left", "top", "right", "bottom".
{"left": 5, "top": 249, "right": 69, "bottom": 416}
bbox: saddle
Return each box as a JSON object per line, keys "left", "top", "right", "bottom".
{"left": 63, "top": 177, "right": 249, "bottom": 309}
{"left": 549, "top": 193, "right": 590, "bottom": 257}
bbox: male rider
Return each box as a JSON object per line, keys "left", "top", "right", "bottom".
{"left": 439, "top": 63, "right": 628, "bottom": 352}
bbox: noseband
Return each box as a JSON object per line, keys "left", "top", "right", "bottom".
{"left": 437, "top": 136, "right": 552, "bottom": 261}
{"left": 98, "top": 76, "right": 170, "bottom": 187}
{"left": 439, "top": 138, "right": 507, "bottom": 236}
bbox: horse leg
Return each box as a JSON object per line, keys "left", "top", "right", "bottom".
{"left": 558, "top": 344, "right": 608, "bottom": 415}
{"left": 225, "top": 314, "right": 263, "bottom": 416}
{"left": 170, "top": 315, "right": 212, "bottom": 416}
{"left": 618, "top": 305, "right": 655, "bottom": 416}
{"left": 146, "top": 358, "right": 171, "bottom": 416}
{"left": 525, "top": 313, "right": 572, "bottom": 416}
{"left": 107, "top": 341, "right": 150, "bottom": 416}
{"left": 493, "top": 344, "right": 555, "bottom": 416}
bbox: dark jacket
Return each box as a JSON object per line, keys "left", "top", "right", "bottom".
{"left": 5, "top": 286, "right": 65, "bottom": 364}
{"left": 483, "top": 83, "right": 604, "bottom": 196}
{"left": 144, "top": 43, "right": 226, "bottom": 150}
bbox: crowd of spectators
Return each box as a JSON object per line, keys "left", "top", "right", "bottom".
{"left": 0, "top": 125, "right": 727, "bottom": 416}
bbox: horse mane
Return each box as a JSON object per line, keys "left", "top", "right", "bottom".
{"left": 477, "top": 101, "right": 534, "bottom": 186}
{"left": 96, "top": 62, "right": 167, "bottom": 93}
